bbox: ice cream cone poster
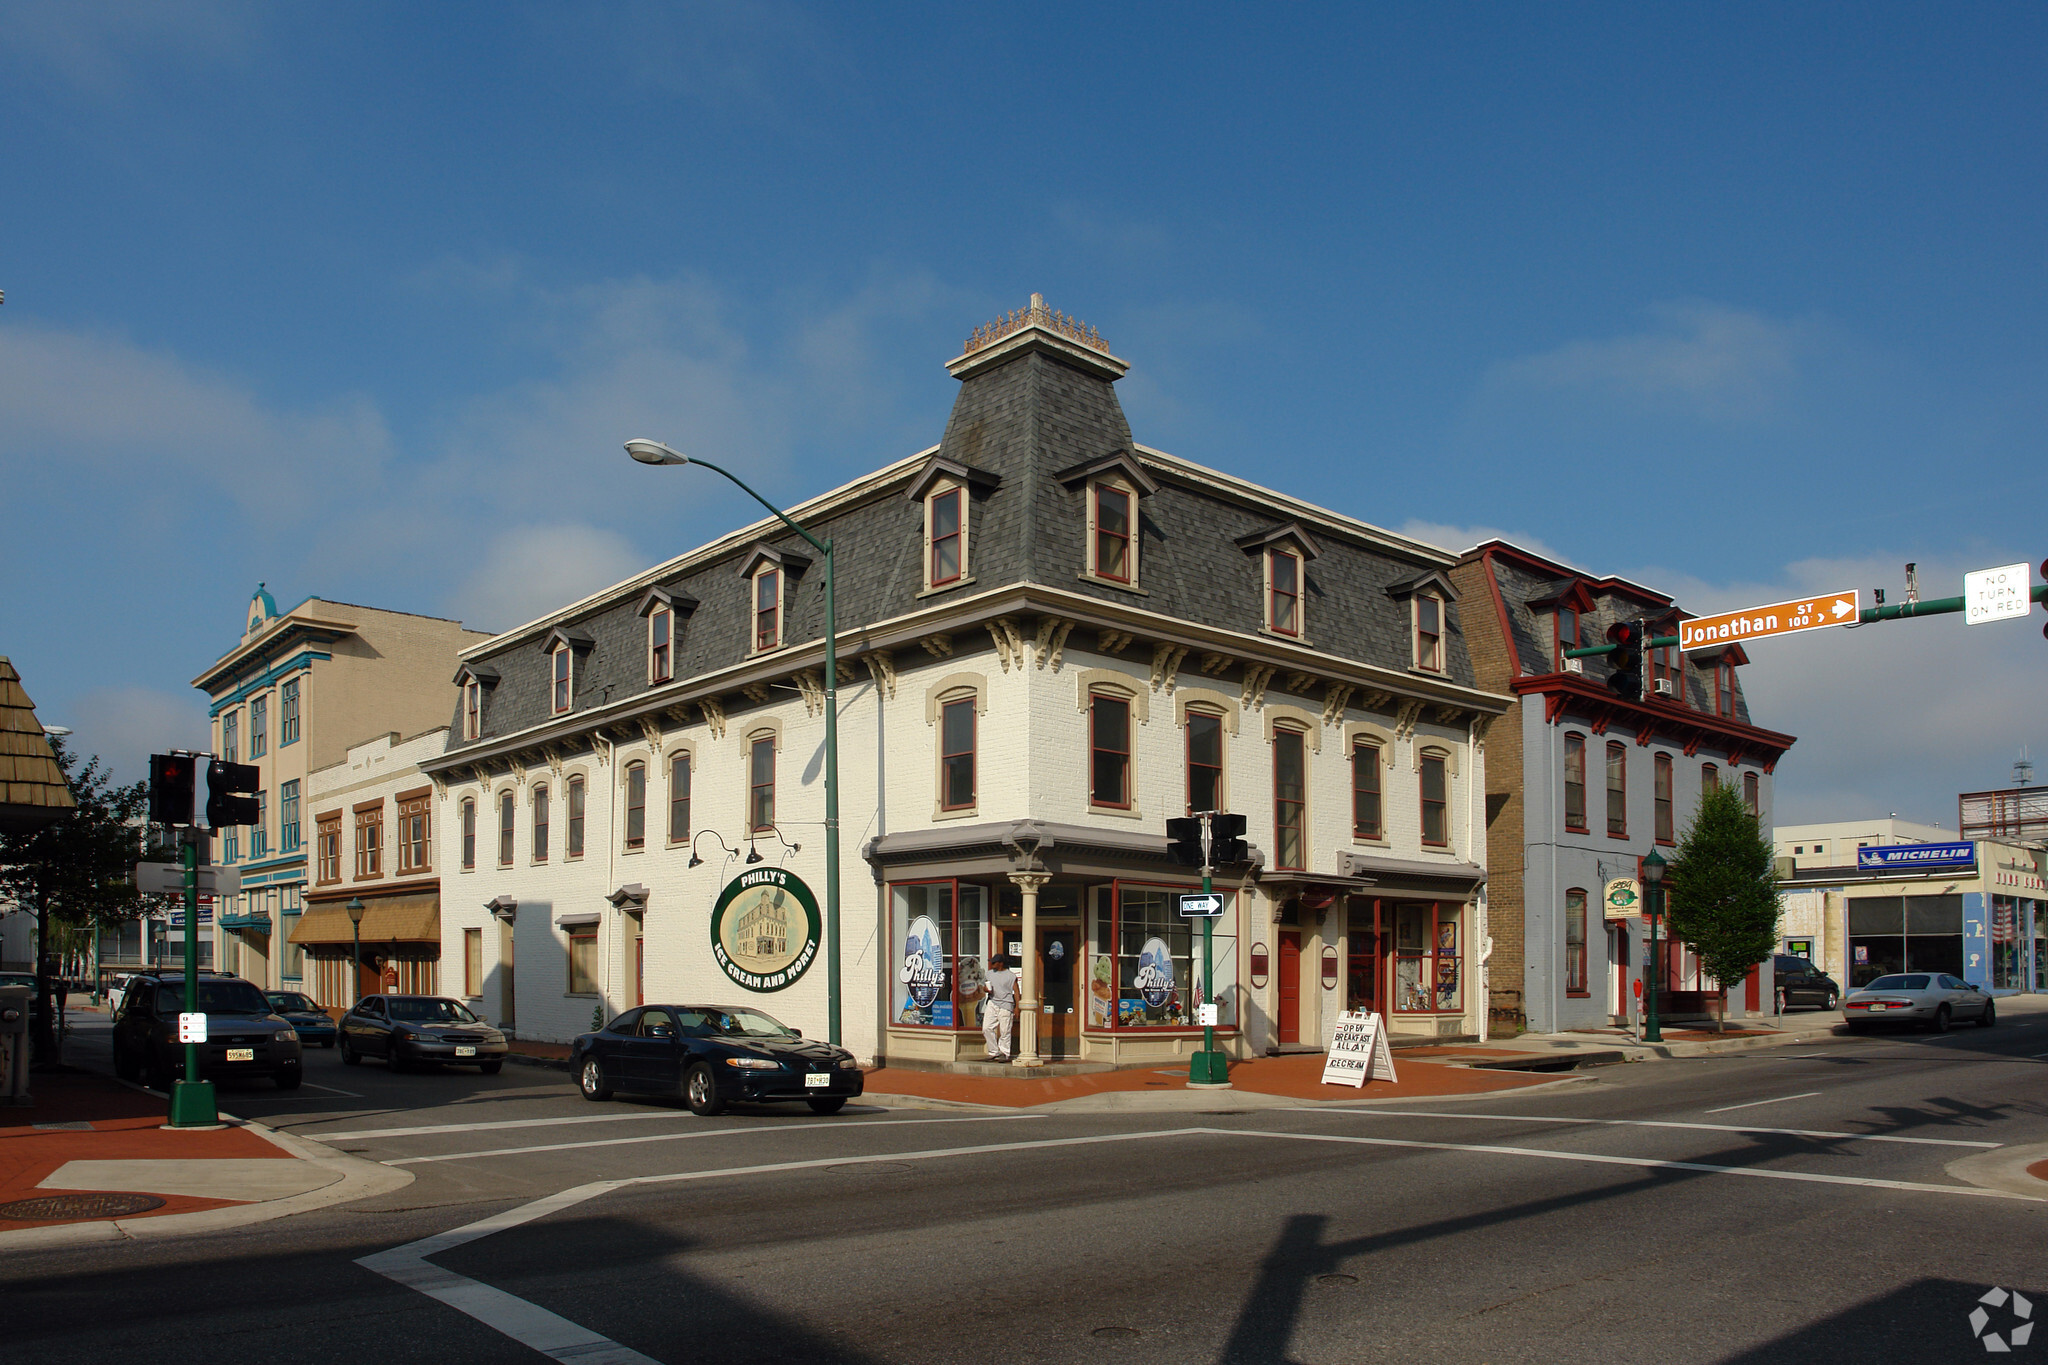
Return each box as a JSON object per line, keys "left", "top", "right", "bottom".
{"left": 710, "top": 867, "right": 822, "bottom": 992}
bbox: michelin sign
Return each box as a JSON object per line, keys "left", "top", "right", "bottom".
{"left": 1856, "top": 842, "right": 1975, "bottom": 872}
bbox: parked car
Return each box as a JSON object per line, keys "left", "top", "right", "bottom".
{"left": 1771, "top": 955, "right": 1841, "bottom": 1010}
{"left": 1842, "top": 973, "right": 1995, "bottom": 1032}
{"left": 340, "top": 994, "right": 507, "bottom": 1073}
{"left": 112, "top": 971, "right": 303, "bottom": 1090}
{"left": 571, "top": 1004, "right": 864, "bottom": 1116}
{"left": 0, "top": 971, "right": 33, "bottom": 992}
{"left": 105, "top": 973, "right": 137, "bottom": 1014}
{"left": 265, "top": 991, "right": 338, "bottom": 1048}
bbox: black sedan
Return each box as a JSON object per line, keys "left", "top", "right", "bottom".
{"left": 1771, "top": 955, "right": 1842, "bottom": 1011}
{"left": 340, "top": 994, "right": 508, "bottom": 1073}
{"left": 571, "top": 1004, "right": 863, "bottom": 1116}
{"left": 112, "top": 973, "right": 302, "bottom": 1090}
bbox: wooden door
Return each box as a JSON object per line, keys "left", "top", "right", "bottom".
{"left": 1038, "top": 929, "right": 1077, "bottom": 1058}
{"left": 1277, "top": 930, "right": 1302, "bottom": 1045}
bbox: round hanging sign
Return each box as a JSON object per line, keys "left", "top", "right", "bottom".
{"left": 709, "top": 867, "right": 823, "bottom": 993}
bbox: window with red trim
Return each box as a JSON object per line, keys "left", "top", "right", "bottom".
{"left": 1420, "top": 750, "right": 1449, "bottom": 847}
{"left": 1654, "top": 753, "right": 1674, "bottom": 844}
{"left": 551, "top": 646, "right": 572, "bottom": 714}
{"left": 1089, "top": 881, "right": 1238, "bottom": 1030}
{"left": 1414, "top": 595, "right": 1444, "bottom": 671}
{"left": 1743, "top": 770, "right": 1759, "bottom": 815}
{"left": 1185, "top": 710, "right": 1223, "bottom": 815}
{"left": 939, "top": 696, "right": 976, "bottom": 810}
{"left": 1089, "top": 692, "right": 1132, "bottom": 807}
{"left": 649, "top": 607, "right": 672, "bottom": 683}
{"left": 1555, "top": 606, "right": 1581, "bottom": 670}
{"left": 1352, "top": 739, "right": 1383, "bottom": 839}
{"left": 749, "top": 736, "right": 775, "bottom": 831}
{"left": 1565, "top": 888, "right": 1588, "bottom": 994}
{"left": 1267, "top": 548, "right": 1301, "bottom": 635}
{"left": 1715, "top": 659, "right": 1736, "bottom": 717}
{"left": 929, "top": 487, "right": 963, "bottom": 587}
{"left": 1605, "top": 741, "right": 1627, "bottom": 837}
{"left": 624, "top": 762, "right": 646, "bottom": 849}
{"left": 1564, "top": 733, "right": 1588, "bottom": 833}
{"left": 1392, "top": 901, "right": 1461, "bottom": 1012}
{"left": 1701, "top": 762, "right": 1719, "bottom": 794}
{"left": 1093, "top": 485, "right": 1132, "bottom": 582}
{"left": 1273, "top": 727, "right": 1306, "bottom": 869}
{"left": 754, "top": 568, "right": 781, "bottom": 651}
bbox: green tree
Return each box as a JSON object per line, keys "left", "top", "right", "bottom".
{"left": 0, "top": 738, "right": 155, "bottom": 1064}
{"left": 1664, "top": 783, "right": 1781, "bottom": 1032}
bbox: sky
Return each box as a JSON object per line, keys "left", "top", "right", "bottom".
{"left": 2, "top": 2, "right": 2043, "bottom": 827}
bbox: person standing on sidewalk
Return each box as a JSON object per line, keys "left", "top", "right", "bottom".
{"left": 982, "top": 954, "right": 1019, "bottom": 1062}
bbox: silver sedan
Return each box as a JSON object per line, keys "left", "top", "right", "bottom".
{"left": 1842, "top": 973, "right": 1995, "bottom": 1032}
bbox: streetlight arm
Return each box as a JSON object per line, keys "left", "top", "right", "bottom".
{"left": 642, "top": 447, "right": 830, "bottom": 560}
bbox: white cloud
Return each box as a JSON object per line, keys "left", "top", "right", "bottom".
{"left": 53, "top": 687, "right": 212, "bottom": 785}
{"left": 448, "top": 524, "right": 648, "bottom": 638}
{"left": 1488, "top": 301, "right": 1817, "bottom": 422}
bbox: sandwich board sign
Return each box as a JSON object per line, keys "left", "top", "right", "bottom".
{"left": 1322, "top": 1010, "right": 1398, "bottom": 1088}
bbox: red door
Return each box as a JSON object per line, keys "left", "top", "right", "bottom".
{"left": 1277, "top": 930, "right": 1302, "bottom": 1045}
{"left": 1743, "top": 962, "right": 1760, "bottom": 1013}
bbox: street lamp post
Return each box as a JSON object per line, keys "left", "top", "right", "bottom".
{"left": 1641, "top": 849, "right": 1665, "bottom": 1044}
{"left": 346, "top": 898, "right": 366, "bottom": 1006}
{"left": 627, "top": 439, "right": 843, "bottom": 1047}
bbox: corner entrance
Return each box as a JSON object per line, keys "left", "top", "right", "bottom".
{"left": 1037, "top": 928, "right": 1077, "bottom": 1059}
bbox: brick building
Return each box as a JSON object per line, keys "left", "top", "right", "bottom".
{"left": 1450, "top": 542, "right": 1796, "bottom": 1033}
{"left": 430, "top": 297, "right": 1511, "bottom": 1066}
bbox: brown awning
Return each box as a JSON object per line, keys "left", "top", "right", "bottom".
{"left": 291, "top": 894, "right": 440, "bottom": 945}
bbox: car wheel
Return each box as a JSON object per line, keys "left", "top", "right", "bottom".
{"left": 480, "top": 1058, "right": 503, "bottom": 1075}
{"left": 275, "top": 1065, "right": 303, "bottom": 1091}
{"left": 1930, "top": 1005, "right": 1952, "bottom": 1034}
{"left": 579, "top": 1056, "right": 613, "bottom": 1102}
{"left": 685, "top": 1063, "right": 725, "bottom": 1116}
{"left": 1823, "top": 991, "right": 1838, "bottom": 1011}
{"left": 340, "top": 1038, "right": 362, "bottom": 1066}
{"left": 1978, "top": 1000, "right": 1997, "bottom": 1029}
{"left": 805, "top": 1097, "right": 847, "bottom": 1116}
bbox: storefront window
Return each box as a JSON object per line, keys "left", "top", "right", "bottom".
{"left": 1088, "top": 882, "right": 1238, "bottom": 1030}
{"left": 890, "top": 880, "right": 988, "bottom": 1029}
{"left": 1392, "top": 901, "right": 1460, "bottom": 1013}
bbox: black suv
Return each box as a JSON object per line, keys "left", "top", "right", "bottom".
{"left": 113, "top": 971, "right": 304, "bottom": 1090}
{"left": 1772, "top": 955, "right": 1841, "bottom": 1011}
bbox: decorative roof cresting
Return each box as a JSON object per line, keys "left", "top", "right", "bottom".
{"left": 964, "top": 292, "right": 1106, "bottom": 355}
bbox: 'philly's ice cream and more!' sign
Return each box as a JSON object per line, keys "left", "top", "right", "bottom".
{"left": 1856, "top": 842, "right": 1976, "bottom": 872}
{"left": 709, "top": 867, "right": 822, "bottom": 992}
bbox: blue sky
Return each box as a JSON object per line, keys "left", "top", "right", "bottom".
{"left": 2, "top": 2, "right": 2043, "bottom": 826}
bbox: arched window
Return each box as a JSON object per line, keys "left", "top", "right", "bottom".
{"left": 1351, "top": 737, "right": 1382, "bottom": 839}
{"left": 1419, "top": 748, "right": 1450, "bottom": 848}
{"left": 624, "top": 763, "right": 647, "bottom": 849}
{"left": 1653, "top": 754, "right": 1674, "bottom": 844}
{"left": 939, "top": 693, "right": 976, "bottom": 811}
{"left": 1563, "top": 733, "right": 1588, "bottom": 833}
{"left": 460, "top": 798, "right": 476, "bottom": 870}
{"left": 1273, "top": 726, "right": 1307, "bottom": 869}
{"left": 532, "top": 785, "right": 550, "bottom": 863}
{"left": 1186, "top": 707, "right": 1224, "bottom": 815}
{"left": 668, "top": 752, "right": 692, "bottom": 843}
{"left": 1089, "top": 690, "right": 1132, "bottom": 808}
{"left": 567, "top": 776, "right": 586, "bottom": 858}
{"left": 1565, "top": 888, "right": 1588, "bottom": 994}
{"left": 1605, "top": 742, "right": 1627, "bottom": 838}
{"left": 497, "top": 790, "right": 515, "bottom": 866}
{"left": 749, "top": 735, "right": 776, "bottom": 831}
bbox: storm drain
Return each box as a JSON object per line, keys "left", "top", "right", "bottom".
{"left": 0, "top": 1193, "right": 167, "bottom": 1221}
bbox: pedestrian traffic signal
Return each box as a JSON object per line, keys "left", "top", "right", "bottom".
{"left": 1166, "top": 817, "right": 1205, "bottom": 867}
{"left": 1605, "top": 619, "right": 1647, "bottom": 702}
{"left": 149, "top": 753, "right": 198, "bottom": 827}
{"left": 205, "top": 759, "right": 261, "bottom": 829}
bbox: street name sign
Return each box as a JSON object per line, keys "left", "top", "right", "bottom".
{"left": 1964, "top": 563, "right": 2032, "bottom": 625}
{"left": 134, "top": 863, "right": 241, "bottom": 897}
{"left": 1679, "top": 591, "right": 1859, "bottom": 651}
{"left": 1178, "top": 893, "right": 1225, "bottom": 917}
{"left": 1321, "top": 1010, "right": 1398, "bottom": 1088}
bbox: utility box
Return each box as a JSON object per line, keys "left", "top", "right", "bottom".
{"left": 0, "top": 985, "right": 30, "bottom": 1106}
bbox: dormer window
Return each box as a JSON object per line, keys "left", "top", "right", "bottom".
{"left": 754, "top": 566, "right": 781, "bottom": 651}
{"left": 551, "top": 644, "right": 572, "bottom": 714}
{"left": 1093, "top": 484, "right": 1133, "bottom": 583}
{"left": 1414, "top": 595, "right": 1444, "bottom": 672}
{"left": 1267, "top": 548, "right": 1302, "bottom": 636}
{"left": 1555, "top": 606, "right": 1581, "bottom": 669}
{"left": 928, "top": 485, "right": 964, "bottom": 588}
{"left": 1715, "top": 659, "right": 1736, "bottom": 717}
{"left": 463, "top": 680, "right": 481, "bottom": 739}
{"left": 649, "top": 605, "right": 673, "bottom": 683}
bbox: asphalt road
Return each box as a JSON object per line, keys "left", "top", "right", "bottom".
{"left": 11, "top": 1002, "right": 2048, "bottom": 1365}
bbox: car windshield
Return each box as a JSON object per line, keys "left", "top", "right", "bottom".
{"left": 161, "top": 981, "right": 272, "bottom": 1014}
{"left": 696, "top": 1008, "right": 794, "bottom": 1038}
{"left": 1865, "top": 974, "right": 1930, "bottom": 991}
{"left": 387, "top": 998, "right": 479, "bottom": 1024}
{"left": 267, "top": 993, "right": 319, "bottom": 1012}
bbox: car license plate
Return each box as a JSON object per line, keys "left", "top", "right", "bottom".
{"left": 455, "top": 1046, "right": 477, "bottom": 1057}
{"left": 226, "top": 1047, "right": 255, "bottom": 1061}
{"left": 804, "top": 1072, "right": 830, "bottom": 1088}
{"left": 1867, "top": 1004, "right": 1886, "bottom": 1011}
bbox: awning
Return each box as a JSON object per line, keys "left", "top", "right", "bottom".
{"left": 291, "top": 894, "right": 440, "bottom": 945}
{"left": 556, "top": 910, "right": 602, "bottom": 928}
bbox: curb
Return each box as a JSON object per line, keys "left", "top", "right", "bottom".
{"left": 505, "top": 1050, "right": 571, "bottom": 1074}
{"left": 0, "top": 1092, "right": 414, "bottom": 1252}
{"left": 1947, "top": 1141, "right": 2048, "bottom": 1202}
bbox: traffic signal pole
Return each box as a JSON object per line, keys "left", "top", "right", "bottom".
{"left": 1189, "top": 813, "right": 1231, "bottom": 1088}
{"left": 169, "top": 827, "right": 217, "bottom": 1127}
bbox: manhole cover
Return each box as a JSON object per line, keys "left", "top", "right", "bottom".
{"left": 1317, "top": 1273, "right": 1359, "bottom": 1286}
{"left": 1091, "top": 1327, "right": 1142, "bottom": 1339}
{"left": 0, "top": 1193, "right": 167, "bottom": 1221}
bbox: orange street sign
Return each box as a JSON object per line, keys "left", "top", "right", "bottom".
{"left": 1679, "top": 590, "right": 1859, "bottom": 651}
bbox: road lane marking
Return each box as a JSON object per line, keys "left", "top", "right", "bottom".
{"left": 296, "top": 1082, "right": 365, "bottom": 1098}
{"left": 320, "top": 1111, "right": 698, "bottom": 1141}
{"left": 1705, "top": 1092, "right": 1823, "bottom": 1114}
{"left": 360, "top": 1122, "right": 2043, "bottom": 1364}
{"left": 384, "top": 1112, "right": 1048, "bottom": 1165}
{"left": 1282, "top": 1107, "right": 2002, "bottom": 1148}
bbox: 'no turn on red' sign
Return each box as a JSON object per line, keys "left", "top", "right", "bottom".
{"left": 1964, "top": 563, "right": 2032, "bottom": 625}
{"left": 1679, "top": 591, "right": 1859, "bottom": 651}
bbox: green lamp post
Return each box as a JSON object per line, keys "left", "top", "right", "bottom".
{"left": 346, "top": 898, "right": 366, "bottom": 1005}
{"left": 1641, "top": 849, "right": 1665, "bottom": 1043}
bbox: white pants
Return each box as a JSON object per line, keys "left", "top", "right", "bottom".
{"left": 983, "top": 1003, "right": 1015, "bottom": 1058}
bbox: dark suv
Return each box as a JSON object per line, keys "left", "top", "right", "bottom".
{"left": 113, "top": 972, "right": 304, "bottom": 1090}
{"left": 1772, "top": 955, "right": 1841, "bottom": 1011}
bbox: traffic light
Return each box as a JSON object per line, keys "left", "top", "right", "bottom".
{"left": 205, "top": 759, "right": 261, "bottom": 829}
{"left": 148, "top": 753, "right": 198, "bottom": 827}
{"left": 1209, "top": 812, "right": 1249, "bottom": 865}
{"left": 1605, "top": 619, "right": 1647, "bottom": 702}
{"left": 1166, "top": 817, "right": 1205, "bottom": 867}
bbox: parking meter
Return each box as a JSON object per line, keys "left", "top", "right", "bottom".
{"left": 0, "top": 985, "right": 30, "bottom": 1105}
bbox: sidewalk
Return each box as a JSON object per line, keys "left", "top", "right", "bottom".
{"left": 0, "top": 1071, "right": 409, "bottom": 1249}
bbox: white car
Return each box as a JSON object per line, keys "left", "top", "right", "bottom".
{"left": 1842, "top": 973, "right": 1995, "bottom": 1032}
